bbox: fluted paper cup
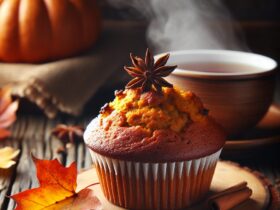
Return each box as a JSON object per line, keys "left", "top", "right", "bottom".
{"left": 89, "top": 149, "right": 221, "bottom": 210}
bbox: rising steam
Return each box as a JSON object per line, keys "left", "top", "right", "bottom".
{"left": 107, "top": 0, "right": 248, "bottom": 53}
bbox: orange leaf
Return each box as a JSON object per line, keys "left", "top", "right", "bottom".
{"left": 0, "top": 128, "right": 11, "bottom": 140}
{"left": 32, "top": 156, "right": 77, "bottom": 192}
{"left": 43, "top": 188, "right": 103, "bottom": 210}
{"left": 0, "top": 86, "right": 13, "bottom": 114}
{"left": 0, "top": 86, "right": 18, "bottom": 140}
{"left": 10, "top": 156, "right": 102, "bottom": 210}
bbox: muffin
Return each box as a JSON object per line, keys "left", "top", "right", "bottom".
{"left": 84, "top": 49, "right": 226, "bottom": 210}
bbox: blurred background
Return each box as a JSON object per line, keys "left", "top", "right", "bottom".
{"left": 101, "top": 0, "right": 280, "bottom": 101}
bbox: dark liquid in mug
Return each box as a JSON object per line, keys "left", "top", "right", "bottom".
{"left": 179, "top": 62, "right": 262, "bottom": 73}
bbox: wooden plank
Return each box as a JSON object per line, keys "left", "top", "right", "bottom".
{"left": 5, "top": 116, "right": 46, "bottom": 210}
{"left": 49, "top": 118, "right": 65, "bottom": 164}
{"left": 0, "top": 117, "right": 27, "bottom": 210}
{"left": 42, "top": 118, "right": 55, "bottom": 160}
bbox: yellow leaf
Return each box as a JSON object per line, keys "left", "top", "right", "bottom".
{"left": 0, "top": 146, "right": 20, "bottom": 169}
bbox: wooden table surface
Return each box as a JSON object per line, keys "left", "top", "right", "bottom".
{"left": 0, "top": 82, "right": 279, "bottom": 210}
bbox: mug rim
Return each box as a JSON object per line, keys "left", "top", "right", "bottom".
{"left": 155, "top": 50, "right": 278, "bottom": 80}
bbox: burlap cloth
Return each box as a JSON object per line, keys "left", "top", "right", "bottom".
{"left": 0, "top": 21, "right": 146, "bottom": 118}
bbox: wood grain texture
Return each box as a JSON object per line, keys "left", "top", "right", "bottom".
{"left": 0, "top": 115, "right": 90, "bottom": 210}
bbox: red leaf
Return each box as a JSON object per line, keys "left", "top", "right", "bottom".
{"left": 10, "top": 156, "right": 102, "bottom": 210}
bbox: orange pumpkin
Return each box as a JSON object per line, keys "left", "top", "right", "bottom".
{"left": 0, "top": 0, "right": 101, "bottom": 63}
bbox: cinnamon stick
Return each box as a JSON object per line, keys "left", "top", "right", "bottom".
{"left": 208, "top": 182, "right": 252, "bottom": 210}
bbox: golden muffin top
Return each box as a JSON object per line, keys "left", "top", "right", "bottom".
{"left": 100, "top": 87, "right": 208, "bottom": 133}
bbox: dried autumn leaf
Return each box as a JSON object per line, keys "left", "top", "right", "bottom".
{"left": 0, "top": 146, "right": 20, "bottom": 169}
{"left": 0, "top": 86, "right": 19, "bottom": 140}
{"left": 11, "top": 156, "right": 102, "bottom": 210}
{"left": 43, "top": 188, "right": 103, "bottom": 210}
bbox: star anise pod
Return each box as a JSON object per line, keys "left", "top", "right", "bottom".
{"left": 124, "top": 48, "right": 177, "bottom": 93}
{"left": 51, "top": 124, "right": 84, "bottom": 145}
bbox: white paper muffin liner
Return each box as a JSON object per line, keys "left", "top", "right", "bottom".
{"left": 89, "top": 149, "right": 222, "bottom": 210}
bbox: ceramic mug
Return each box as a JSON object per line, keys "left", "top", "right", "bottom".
{"left": 158, "top": 50, "right": 278, "bottom": 135}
